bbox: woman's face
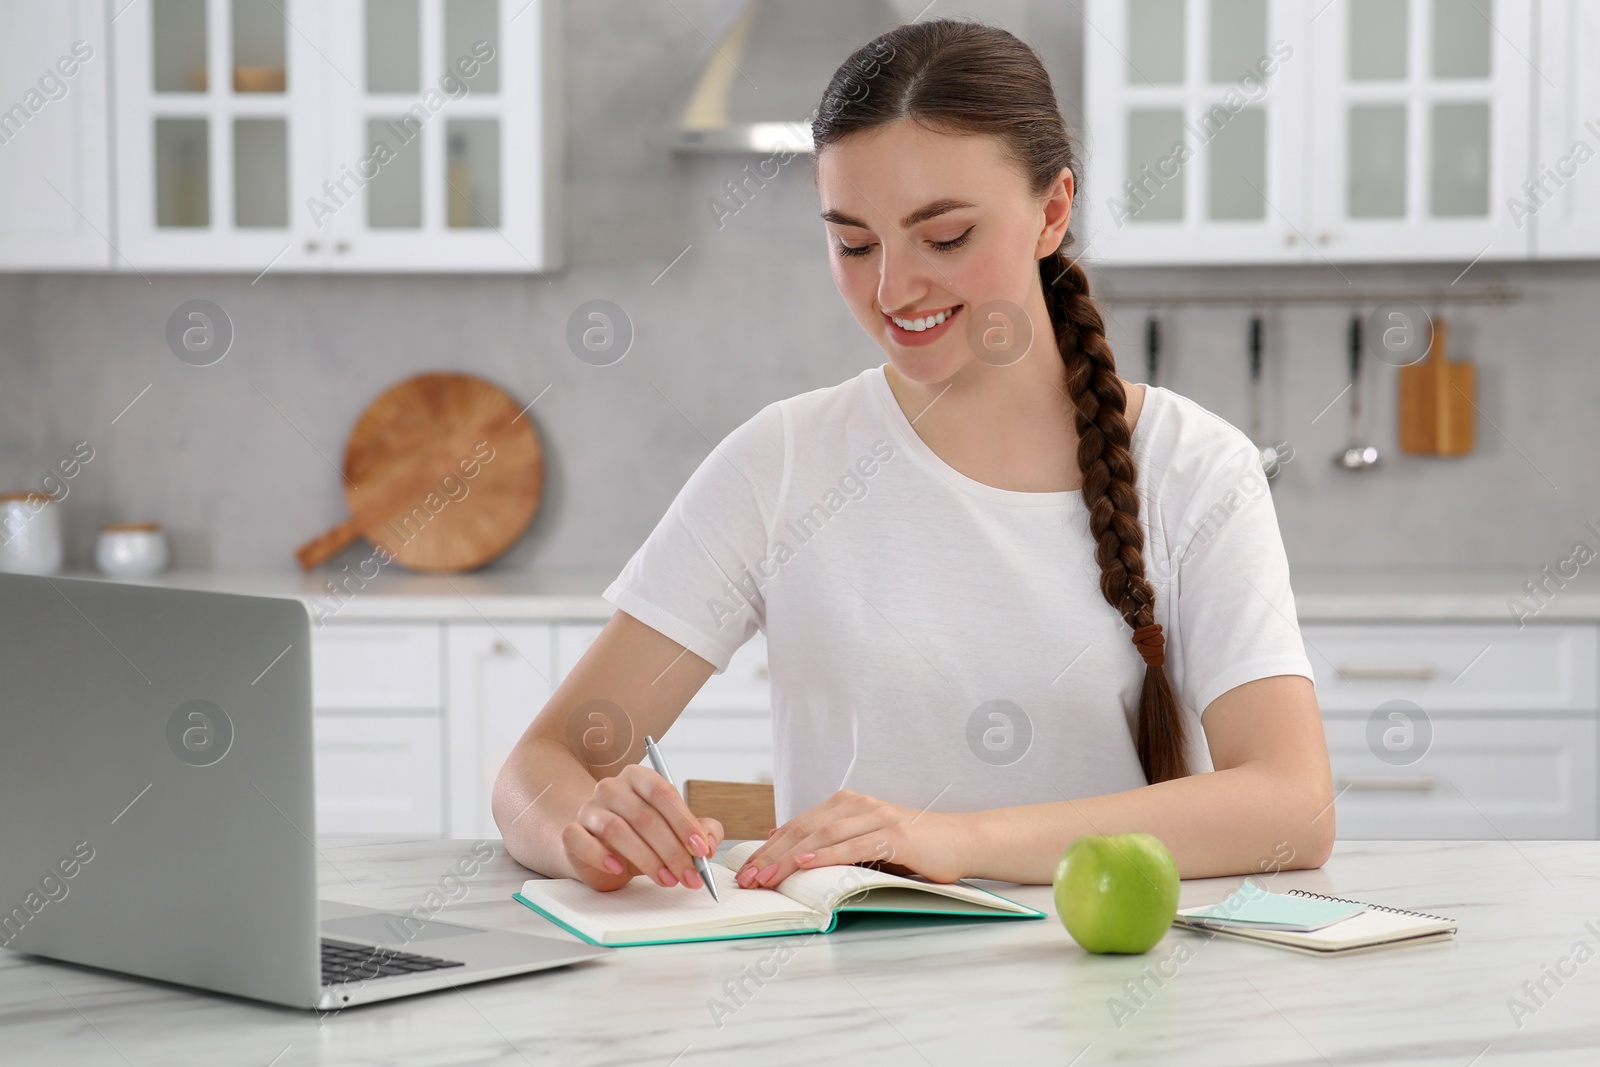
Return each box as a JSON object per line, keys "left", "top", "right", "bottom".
{"left": 815, "top": 120, "right": 1072, "bottom": 385}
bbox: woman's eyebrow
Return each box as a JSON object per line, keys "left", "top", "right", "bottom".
{"left": 820, "top": 198, "right": 977, "bottom": 231}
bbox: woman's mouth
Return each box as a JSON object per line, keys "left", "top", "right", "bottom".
{"left": 883, "top": 304, "right": 962, "bottom": 347}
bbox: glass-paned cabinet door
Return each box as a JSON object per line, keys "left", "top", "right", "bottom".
{"left": 1307, "top": 0, "right": 1534, "bottom": 261}
{"left": 0, "top": 0, "right": 112, "bottom": 269}
{"left": 1532, "top": 0, "right": 1600, "bottom": 257}
{"left": 1083, "top": 0, "right": 1310, "bottom": 264}
{"left": 113, "top": 0, "right": 330, "bottom": 270}
{"left": 319, "top": 0, "right": 560, "bottom": 272}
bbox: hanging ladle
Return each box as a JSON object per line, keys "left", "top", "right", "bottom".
{"left": 1145, "top": 313, "right": 1160, "bottom": 387}
{"left": 1335, "top": 312, "right": 1381, "bottom": 470}
{"left": 1248, "top": 314, "right": 1282, "bottom": 478}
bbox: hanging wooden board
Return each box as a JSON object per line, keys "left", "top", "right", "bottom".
{"left": 295, "top": 373, "right": 542, "bottom": 572}
{"left": 1398, "top": 319, "right": 1475, "bottom": 456}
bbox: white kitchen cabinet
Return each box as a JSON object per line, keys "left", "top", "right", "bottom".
{"left": 1083, "top": 0, "right": 1310, "bottom": 264}
{"left": 1300, "top": 622, "right": 1598, "bottom": 712}
{"left": 445, "top": 623, "right": 554, "bottom": 838}
{"left": 312, "top": 622, "right": 445, "bottom": 837}
{"left": 1530, "top": 0, "right": 1600, "bottom": 257}
{"left": 1304, "top": 621, "right": 1600, "bottom": 839}
{"left": 112, "top": 0, "right": 333, "bottom": 270}
{"left": 318, "top": 0, "right": 562, "bottom": 271}
{"left": 312, "top": 622, "right": 443, "bottom": 709}
{"left": 1323, "top": 717, "right": 1596, "bottom": 839}
{"left": 0, "top": 0, "right": 112, "bottom": 269}
{"left": 1084, "top": 0, "right": 1540, "bottom": 264}
{"left": 314, "top": 714, "right": 444, "bottom": 836}
{"left": 1306, "top": 0, "right": 1535, "bottom": 262}
{"left": 110, "top": 0, "right": 561, "bottom": 273}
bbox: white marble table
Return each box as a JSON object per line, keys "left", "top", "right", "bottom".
{"left": 4, "top": 839, "right": 1598, "bottom": 1066}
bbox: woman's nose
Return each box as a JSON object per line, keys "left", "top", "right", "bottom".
{"left": 875, "top": 240, "right": 935, "bottom": 314}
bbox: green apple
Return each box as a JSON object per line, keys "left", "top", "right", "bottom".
{"left": 1053, "top": 833, "right": 1180, "bottom": 954}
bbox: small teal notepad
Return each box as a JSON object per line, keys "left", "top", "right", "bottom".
{"left": 1179, "top": 881, "right": 1367, "bottom": 932}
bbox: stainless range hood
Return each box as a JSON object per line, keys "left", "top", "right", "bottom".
{"left": 671, "top": 0, "right": 902, "bottom": 154}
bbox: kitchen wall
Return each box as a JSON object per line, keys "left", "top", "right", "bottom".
{"left": 0, "top": 0, "right": 1595, "bottom": 579}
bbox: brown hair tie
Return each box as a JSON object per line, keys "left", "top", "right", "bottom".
{"left": 1131, "top": 623, "right": 1165, "bottom": 667}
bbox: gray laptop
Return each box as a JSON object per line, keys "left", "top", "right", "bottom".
{"left": 0, "top": 572, "right": 610, "bottom": 1010}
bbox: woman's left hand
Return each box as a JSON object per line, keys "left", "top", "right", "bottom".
{"left": 732, "top": 790, "right": 969, "bottom": 888}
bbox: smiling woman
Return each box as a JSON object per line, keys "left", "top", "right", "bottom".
{"left": 493, "top": 20, "right": 1335, "bottom": 894}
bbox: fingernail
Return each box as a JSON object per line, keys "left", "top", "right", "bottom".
{"left": 602, "top": 855, "right": 625, "bottom": 875}
{"left": 657, "top": 866, "right": 678, "bottom": 887}
{"left": 756, "top": 862, "right": 779, "bottom": 885}
{"left": 736, "top": 864, "right": 757, "bottom": 886}
{"left": 689, "top": 833, "right": 708, "bottom": 857}
{"left": 767, "top": 829, "right": 777, "bottom": 838}
{"left": 683, "top": 867, "right": 703, "bottom": 888}
{"left": 795, "top": 852, "right": 816, "bottom": 865}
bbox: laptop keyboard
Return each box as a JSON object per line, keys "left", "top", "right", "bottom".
{"left": 320, "top": 938, "right": 466, "bottom": 986}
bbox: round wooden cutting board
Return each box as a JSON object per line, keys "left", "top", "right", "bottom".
{"left": 295, "top": 373, "right": 542, "bottom": 573}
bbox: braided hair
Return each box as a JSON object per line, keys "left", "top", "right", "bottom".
{"left": 813, "top": 19, "right": 1189, "bottom": 783}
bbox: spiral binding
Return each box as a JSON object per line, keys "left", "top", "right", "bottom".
{"left": 1285, "top": 888, "right": 1455, "bottom": 924}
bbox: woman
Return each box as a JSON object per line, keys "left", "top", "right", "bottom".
{"left": 494, "top": 20, "right": 1333, "bottom": 892}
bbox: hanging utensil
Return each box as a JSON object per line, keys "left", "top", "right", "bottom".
{"left": 1335, "top": 313, "right": 1380, "bottom": 470}
{"left": 1248, "top": 314, "right": 1282, "bottom": 478}
{"left": 1145, "top": 314, "right": 1160, "bottom": 387}
{"left": 1398, "top": 316, "right": 1475, "bottom": 455}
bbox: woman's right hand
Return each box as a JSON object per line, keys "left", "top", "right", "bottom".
{"left": 560, "top": 763, "right": 724, "bottom": 892}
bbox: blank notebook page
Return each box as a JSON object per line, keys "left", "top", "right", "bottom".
{"left": 521, "top": 865, "right": 819, "bottom": 938}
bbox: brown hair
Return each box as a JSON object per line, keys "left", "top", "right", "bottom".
{"left": 812, "top": 20, "right": 1188, "bottom": 783}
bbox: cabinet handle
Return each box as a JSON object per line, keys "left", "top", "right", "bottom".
{"left": 336, "top": 240, "right": 350, "bottom": 253}
{"left": 1317, "top": 230, "right": 1332, "bottom": 245}
{"left": 755, "top": 662, "right": 769, "bottom": 678}
{"left": 1284, "top": 232, "right": 1299, "bottom": 246}
{"left": 1335, "top": 664, "right": 1438, "bottom": 681}
{"left": 304, "top": 239, "right": 320, "bottom": 252}
{"left": 1336, "top": 775, "right": 1437, "bottom": 791}
{"left": 492, "top": 641, "right": 513, "bottom": 655}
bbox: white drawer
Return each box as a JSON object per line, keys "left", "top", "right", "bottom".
{"left": 313, "top": 624, "right": 442, "bottom": 709}
{"left": 1302, "top": 623, "right": 1598, "bottom": 712}
{"left": 665, "top": 710, "right": 774, "bottom": 785}
{"left": 1324, "top": 717, "right": 1597, "bottom": 839}
{"left": 313, "top": 715, "right": 443, "bottom": 837}
{"left": 556, "top": 623, "right": 771, "bottom": 712}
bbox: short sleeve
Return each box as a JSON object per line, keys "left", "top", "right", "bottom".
{"left": 602, "top": 401, "right": 785, "bottom": 673}
{"left": 1167, "top": 444, "right": 1315, "bottom": 717}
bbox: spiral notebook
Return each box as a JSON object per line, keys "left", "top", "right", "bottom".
{"left": 1173, "top": 886, "right": 1457, "bottom": 955}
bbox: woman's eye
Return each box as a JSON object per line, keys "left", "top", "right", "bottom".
{"left": 836, "top": 242, "right": 874, "bottom": 258}
{"left": 930, "top": 227, "right": 974, "bottom": 253}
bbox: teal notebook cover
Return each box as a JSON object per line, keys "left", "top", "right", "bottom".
{"left": 513, "top": 869, "right": 1045, "bottom": 949}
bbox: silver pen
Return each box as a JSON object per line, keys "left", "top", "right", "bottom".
{"left": 642, "top": 735, "right": 720, "bottom": 902}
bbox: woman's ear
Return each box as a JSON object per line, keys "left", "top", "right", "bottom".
{"left": 1035, "top": 166, "right": 1075, "bottom": 258}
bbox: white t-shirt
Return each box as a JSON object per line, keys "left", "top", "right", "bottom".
{"left": 603, "top": 365, "right": 1314, "bottom": 824}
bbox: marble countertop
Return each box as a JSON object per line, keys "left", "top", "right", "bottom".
{"left": 57, "top": 569, "right": 1600, "bottom": 623}
{"left": 5, "top": 838, "right": 1599, "bottom": 1065}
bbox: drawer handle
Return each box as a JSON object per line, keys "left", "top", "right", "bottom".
{"left": 1335, "top": 664, "right": 1437, "bottom": 681}
{"left": 755, "top": 662, "right": 769, "bottom": 678}
{"left": 1337, "top": 776, "right": 1437, "bottom": 792}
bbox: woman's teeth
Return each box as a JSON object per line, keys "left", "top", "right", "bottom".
{"left": 890, "top": 308, "right": 956, "bottom": 332}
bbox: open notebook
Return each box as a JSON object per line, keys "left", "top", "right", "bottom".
{"left": 1172, "top": 886, "right": 1457, "bottom": 956}
{"left": 513, "top": 841, "right": 1045, "bottom": 947}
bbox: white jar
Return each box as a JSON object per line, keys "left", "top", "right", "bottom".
{"left": 95, "top": 523, "right": 170, "bottom": 577}
{"left": 0, "top": 492, "right": 65, "bottom": 575}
